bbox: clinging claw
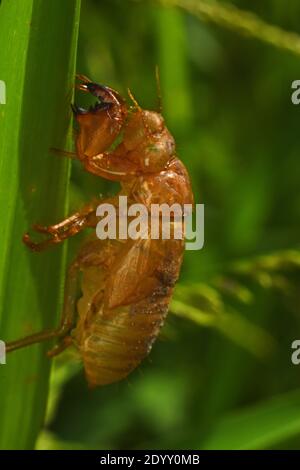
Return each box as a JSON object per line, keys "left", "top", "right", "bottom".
{"left": 22, "top": 231, "right": 60, "bottom": 252}
{"left": 75, "top": 74, "right": 92, "bottom": 92}
{"left": 73, "top": 74, "right": 126, "bottom": 118}
{"left": 71, "top": 103, "right": 88, "bottom": 115}
{"left": 76, "top": 73, "right": 93, "bottom": 83}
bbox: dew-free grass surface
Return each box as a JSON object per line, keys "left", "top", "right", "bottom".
{"left": 0, "top": 0, "right": 81, "bottom": 449}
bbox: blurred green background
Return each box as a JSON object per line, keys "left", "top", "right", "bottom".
{"left": 35, "top": 0, "right": 300, "bottom": 450}
{"left": 10, "top": 0, "right": 300, "bottom": 449}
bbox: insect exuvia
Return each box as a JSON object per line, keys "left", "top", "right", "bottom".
{"left": 6, "top": 74, "right": 194, "bottom": 387}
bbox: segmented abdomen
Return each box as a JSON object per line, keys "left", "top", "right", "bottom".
{"left": 73, "top": 239, "right": 184, "bottom": 387}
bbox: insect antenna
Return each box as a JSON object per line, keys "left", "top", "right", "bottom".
{"left": 127, "top": 88, "right": 142, "bottom": 111}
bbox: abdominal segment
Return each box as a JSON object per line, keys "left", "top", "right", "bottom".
{"left": 79, "top": 299, "right": 169, "bottom": 387}
{"left": 72, "top": 238, "right": 184, "bottom": 387}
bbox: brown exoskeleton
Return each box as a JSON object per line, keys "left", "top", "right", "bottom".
{"left": 6, "top": 75, "right": 194, "bottom": 387}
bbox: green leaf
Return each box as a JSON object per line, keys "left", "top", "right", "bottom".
{"left": 157, "top": 0, "right": 300, "bottom": 57}
{"left": 36, "top": 431, "right": 94, "bottom": 450}
{"left": 202, "top": 389, "right": 300, "bottom": 450}
{"left": 172, "top": 285, "right": 275, "bottom": 358}
{"left": 0, "top": 0, "right": 81, "bottom": 450}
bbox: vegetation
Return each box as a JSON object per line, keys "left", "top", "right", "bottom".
{"left": 0, "top": 0, "right": 80, "bottom": 449}
{"left": 1, "top": 0, "right": 300, "bottom": 450}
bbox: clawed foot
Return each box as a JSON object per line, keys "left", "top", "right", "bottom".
{"left": 23, "top": 225, "right": 61, "bottom": 252}
{"left": 23, "top": 210, "right": 91, "bottom": 252}
{"left": 73, "top": 73, "right": 118, "bottom": 117}
{"left": 75, "top": 73, "right": 92, "bottom": 92}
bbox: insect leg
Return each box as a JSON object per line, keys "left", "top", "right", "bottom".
{"left": 7, "top": 239, "right": 113, "bottom": 355}
{"left": 47, "top": 336, "right": 73, "bottom": 357}
{"left": 6, "top": 328, "right": 59, "bottom": 353}
{"left": 23, "top": 196, "right": 117, "bottom": 252}
{"left": 82, "top": 152, "right": 139, "bottom": 181}
{"left": 50, "top": 147, "right": 77, "bottom": 158}
{"left": 46, "top": 259, "right": 82, "bottom": 356}
{"left": 6, "top": 258, "right": 82, "bottom": 354}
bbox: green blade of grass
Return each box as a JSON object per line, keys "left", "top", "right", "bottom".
{"left": 158, "top": 0, "right": 300, "bottom": 57}
{"left": 202, "top": 389, "right": 300, "bottom": 450}
{"left": 0, "top": 0, "right": 81, "bottom": 449}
